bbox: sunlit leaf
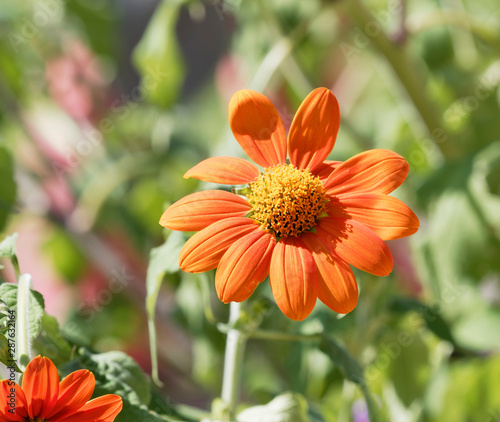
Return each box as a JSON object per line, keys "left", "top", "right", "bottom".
{"left": 32, "top": 314, "right": 73, "bottom": 366}
{"left": 0, "top": 333, "right": 21, "bottom": 372}
{"left": 453, "top": 308, "right": 500, "bottom": 352}
{"left": 0, "top": 233, "right": 17, "bottom": 259}
{"left": 132, "top": 0, "right": 186, "bottom": 108}
{"left": 77, "top": 350, "right": 152, "bottom": 407}
{"left": 469, "top": 141, "right": 500, "bottom": 232}
{"left": 387, "top": 332, "right": 430, "bottom": 406}
{"left": 389, "top": 297, "right": 456, "bottom": 345}
{"left": 0, "top": 233, "right": 18, "bottom": 271}
{"left": 437, "top": 355, "right": 500, "bottom": 421}
{"left": 237, "top": 392, "right": 309, "bottom": 422}
{"left": 116, "top": 401, "right": 179, "bottom": 422}
{"left": 0, "top": 283, "right": 45, "bottom": 343}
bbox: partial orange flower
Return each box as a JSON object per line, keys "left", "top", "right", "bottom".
{"left": 0, "top": 356, "right": 122, "bottom": 422}
{"left": 160, "top": 88, "right": 419, "bottom": 320}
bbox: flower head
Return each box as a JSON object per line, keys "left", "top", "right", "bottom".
{"left": 160, "top": 88, "right": 419, "bottom": 320}
{"left": 0, "top": 356, "right": 122, "bottom": 422}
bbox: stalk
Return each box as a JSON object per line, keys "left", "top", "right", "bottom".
{"left": 220, "top": 302, "right": 247, "bottom": 420}
{"left": 16, "top": 274, "right": 33, "bottom": 370}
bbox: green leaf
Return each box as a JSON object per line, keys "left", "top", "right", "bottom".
{"left": 237, "top": 392, "right": 309, "bottom": 422}
{"left": 469, "top": 141, "right": 500, "bottom": 232}
{"left": 116, "top": 401, "right": 177, "bottom": 422}
{"left": 389, "top": 298, "right": 456, "bottom": 345}
{"left": 0, "top": 146, "right": 16, "bottom": 233}
{"left": 319, "top": 337, "right": 364, "bottom": 384}
{"left": 65, "top": 1, "right": 118, "bottom": 58}
{"left": 437, "top": 355, "right": 500, "bottom": 421}
{"left": 386, "top": 332, "right": 430, "bottom": 407}
{"left": 320, "top": 336, "right": 385, "bottom": 422}
{"left": 132, "top": 0, "right": 186, "bottom": 108}
{"left": 78, "top": 350, "right": 151, "bottom": 406}
{"left": 453, "top": 308, "right": 500, "bottom": 352}
{"left": 0, "top": 333, "right": 21, "bottom": 373}
{"left": 32, "top": 314, "right": 73, "bottom": 366}
{"left": 0, "top": 233, "right": 19, "bottom": 273}
{"left": 417, "top": 189, "right": 492, "bottom": 303}
{"left": 0, "top": 283, "right": 45, "bottom": 343}
{"left": 0, "top": 300, "right": 9, "bottom": 318}
{"left": 146, "top": 231, "right": 185, "bottom": 386}
{"left": 146, "top": 231, "right": 184, "bottom": 315}
{"left": 60, "top": 349, "right": 193, "bottom": 420}
{"left": 0, "top": 233, "right": 17, "bottom": 259}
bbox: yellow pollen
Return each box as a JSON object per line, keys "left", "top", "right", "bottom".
{"left": 247, "top": 164, "right": 328, "bottom": 238}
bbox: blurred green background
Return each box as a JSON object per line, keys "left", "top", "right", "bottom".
{"left": 1, "top": 0, "right": 500, "bottom": 420}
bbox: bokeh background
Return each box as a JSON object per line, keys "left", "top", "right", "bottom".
{"left": 1, "top": 0, "right": 500, "bottom": 420}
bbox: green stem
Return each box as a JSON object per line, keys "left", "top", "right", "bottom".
{"left": 172, "top": 403, "right": 211, "bottom": 421}
{"left": 251, "top": 329, "right": 322, "bottom": 342}
{"left": 249, "top": 36, "right": 295, "bottom": 93}
{"left": 343, "top": 0, "right": 460, "bottom": 159}
{"left": 408, "top": 10, "right": 500, "bottom": 54}
{"left": 147, "top": 318, "right": 163, "bottom": 387}
{"left": 198, "top": 273, "right": 217, "bottom": 325}
{"left": 360, "top": 382, "right": 382, "bottom": 422}
{"left": 16, "top": 274, "right": 32, "bottom": 371}
{"left": 220, "top": 302, "right": 247, "bottom": 420}
{"left": 217, "top": 323, "right": 323, "bottom": 342}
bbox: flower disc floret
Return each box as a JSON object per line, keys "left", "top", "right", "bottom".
{"left": 248, "top": 164, "right": 328, "bottom": 238}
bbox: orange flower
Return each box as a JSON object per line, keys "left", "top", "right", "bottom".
{"left": 0, "top": 356, "right": 122, "bottom": 422}
{"left": 160, "top": 88, "right": 419, "bottom": 320}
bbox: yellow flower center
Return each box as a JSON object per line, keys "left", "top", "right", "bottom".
{"left": 247, "top": 164, "right": 328, "bottom": 238}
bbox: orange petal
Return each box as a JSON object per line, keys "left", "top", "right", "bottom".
{"left": 330, "top": 192, "right": 419, "bottom": 240}
{"left": 22, "top": 356, "right": 59, "bottom": 419}
{"left": 324, "top": 149, "right": 409, "bottom": 195}
{"left": 313, "top": 160, "right": 343, "bottom": 181}
{"left": 215, "top": 230, "right": 276, "bottom": 303}
{"left": 269, "top": 237, "right": 318, "bottom": 321}
{"left": 159, "top": 190, "right": 251, "bottom": 231}
{"left": 180, "top": 217, "right": 261, "bottom": 272}
{"left": 46, "top": 370, "right": 95, "bottom": 420}
{"left": 288, "top": 88, "right": 340, "bottom": 171}
{"left": 228, "top": 89, "right": 287, "bottom": 168}
{"left": 0, "top": 380, "right": 29, "bottom": 421}
{"left": 301, "top": 232, "right": 358, "bottom": 314}
{"left": 56, "top": 394, "right": 122, "bottom": 422}
{"left": 184, "top": 157, "right": 260, "bottom": 185}
{"left": 317, "top": 217, "right": 393, "bottom": 276}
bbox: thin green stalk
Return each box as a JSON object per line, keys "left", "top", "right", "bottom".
{"left": 147, "top": 318, "right": 163, "bottom": 387}
{"left": 343, "top": 0, "right": 460, "bottom": 159}
{"left": 360, "top": 382, "right": 382, "bottom": 422}
{"left": 198, "top": 273, "right": 217, "bottom": 325}
{"left": 217, "top": 324, "right": 323, "bottom": 342}
{"left": 408, "top": 10, "right": 500, "bottom": 55}
{"left": 220, "top": 302, "right": 247, "bottom": 420}
{"left": 249, "top": 36, "right": 294, "bottom": 93}
{"left": 250, "top": 329, "right": 322, "bottom": 342}
{"left": 16, "top": 274, "right": 32, "bottom": 371}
